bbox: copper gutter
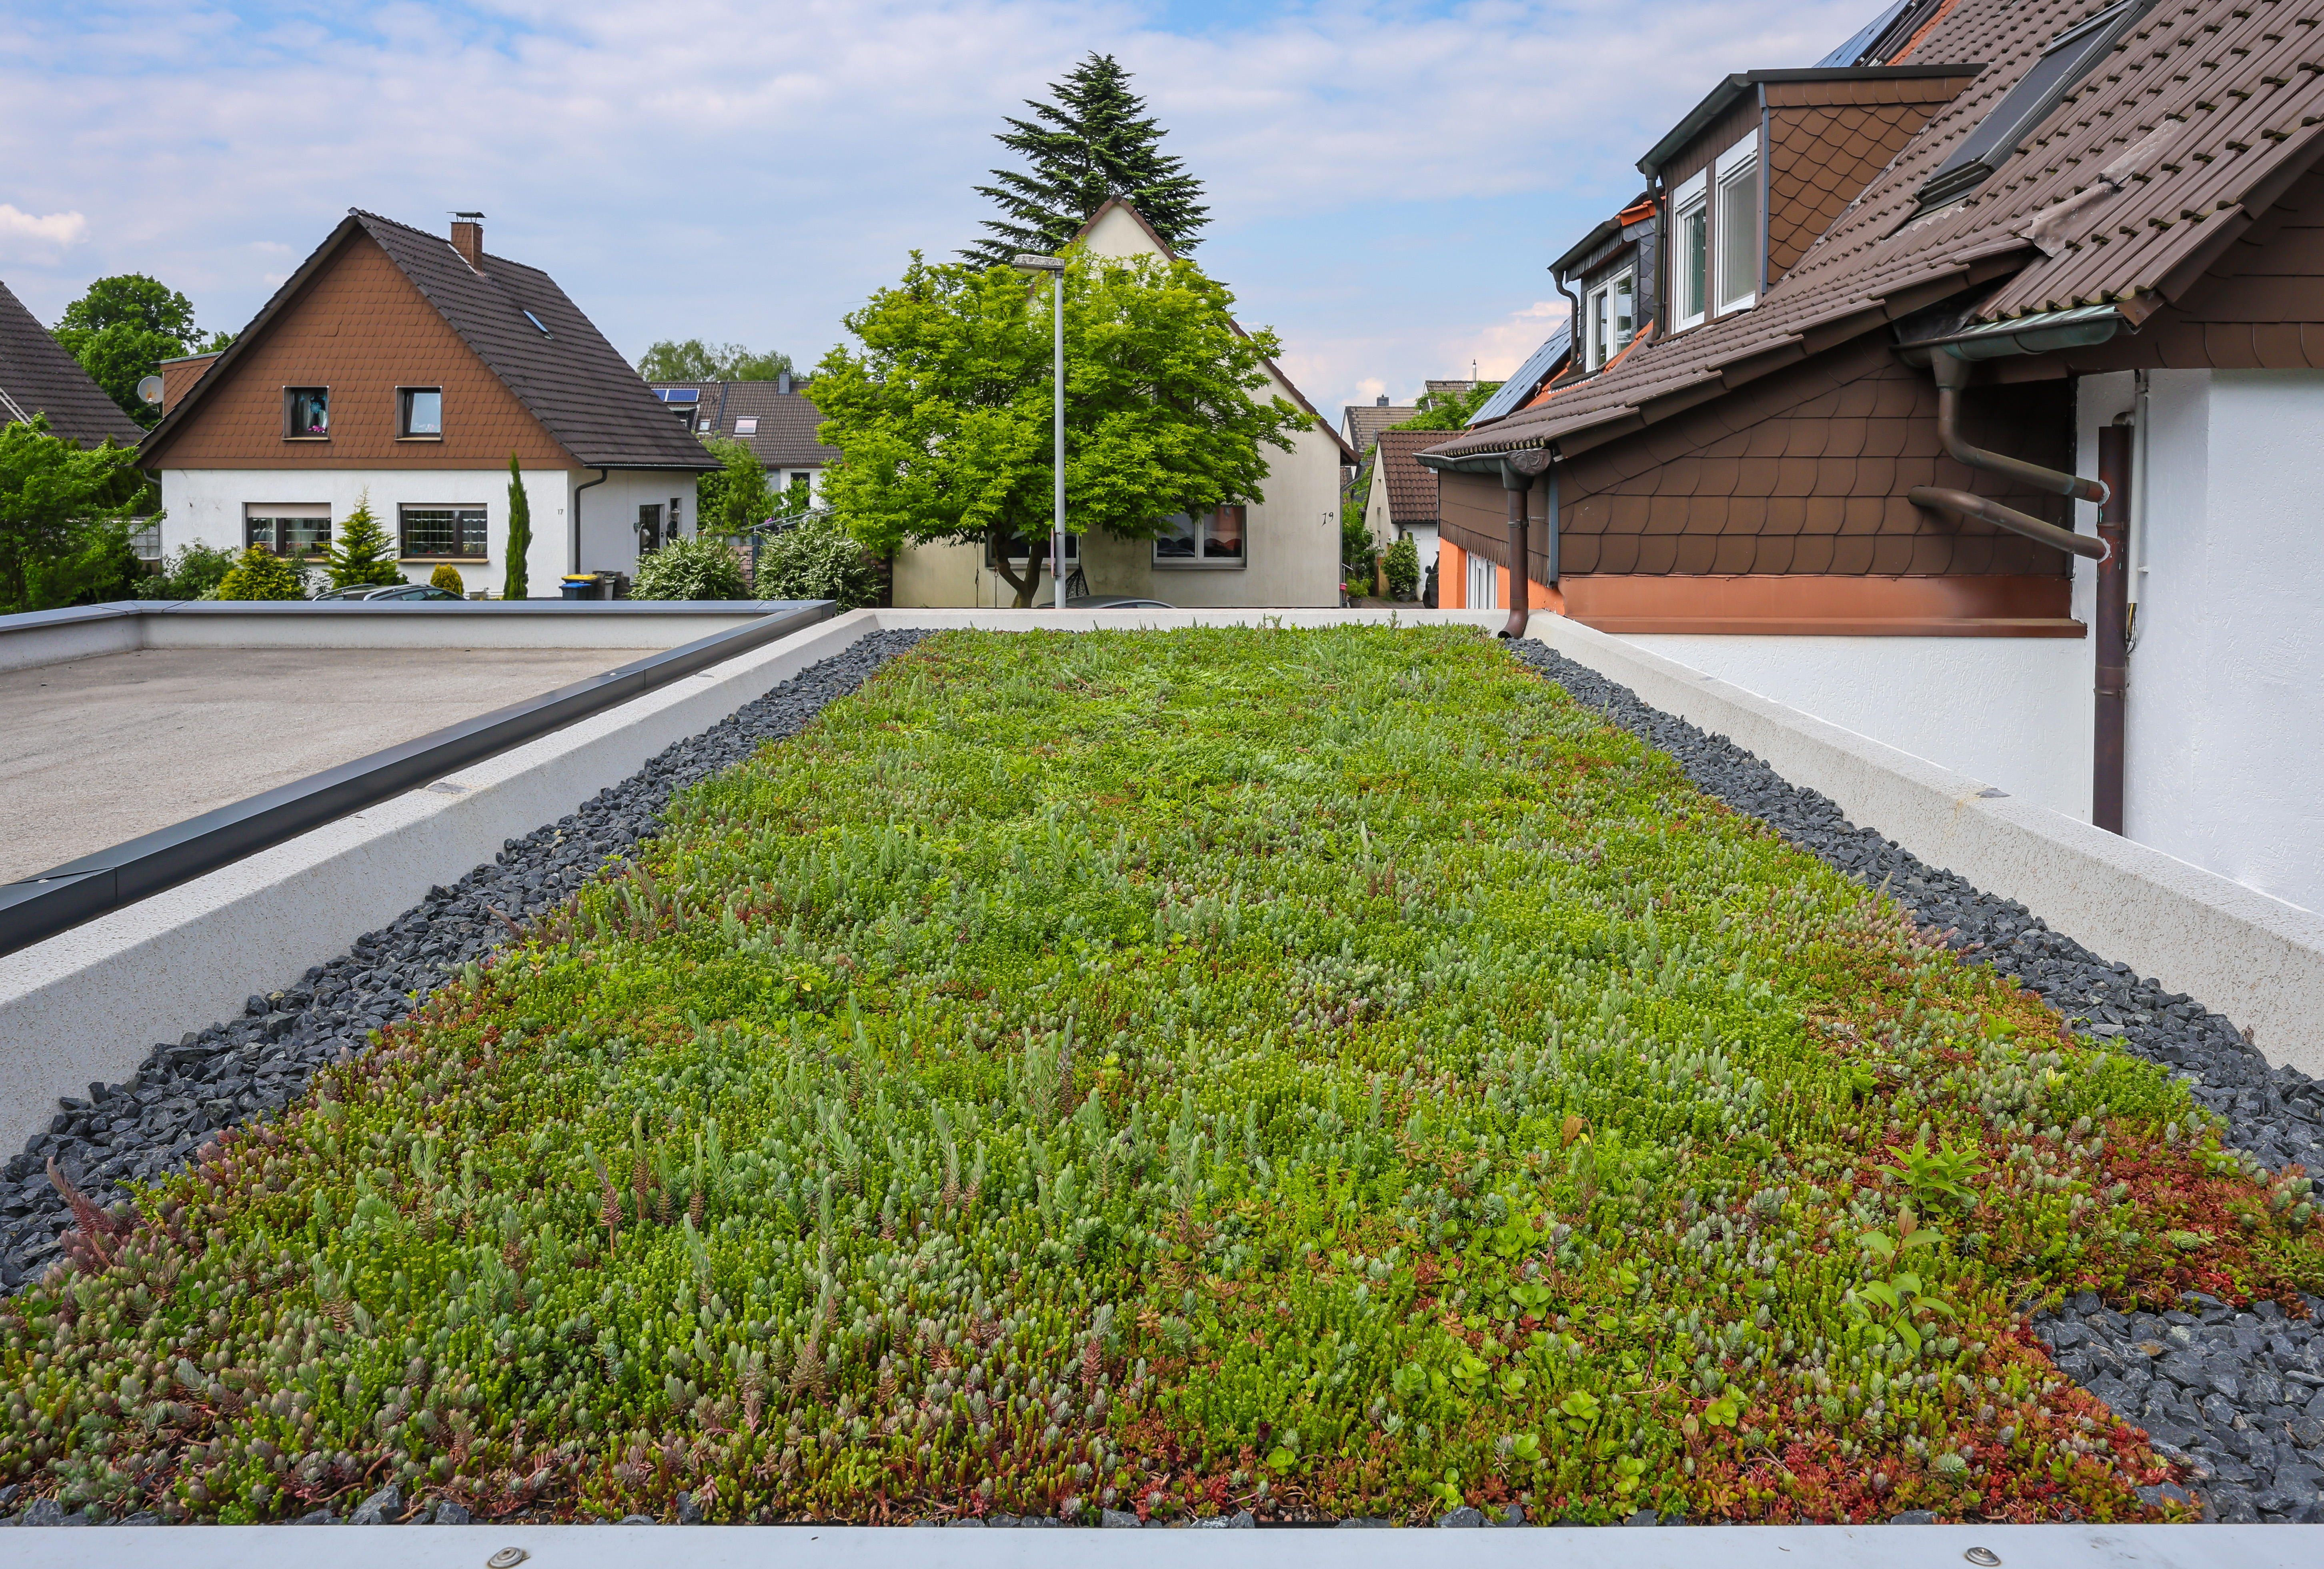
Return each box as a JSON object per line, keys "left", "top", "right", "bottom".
{"left": 2094, "top": 421, "right": 2132, "bottom": 834}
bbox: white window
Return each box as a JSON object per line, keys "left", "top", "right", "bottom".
{"left": 1466, "top": 551, "right": 1497, "bottom": 611}
{"left": 1714, "top": 130, "right": 1761, "bottom": 314}
{"left": 1153, "top": 505, "right": 1246, "bottom": 568}
{"left": 1672, "top": 170, "right": 1709, "bottom": 331}
{"left": 1584, "top": 267, "right": 1637, "bottom": 370}
{"left": 733, "top": 417, "right": 759, "bottom": 436}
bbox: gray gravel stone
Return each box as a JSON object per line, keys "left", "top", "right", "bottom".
{"left": 348, "top": 1484, "right": 402, "bottom": 1525}
{"left": 1099, "top": 1508, "right": 1143, "bottom": 1528}
{"left": 1437, "top": 1506, "right": 1487, "bottom": 1527}
{"left": 2, "top": 632, "right": 925, "bottom": 1291}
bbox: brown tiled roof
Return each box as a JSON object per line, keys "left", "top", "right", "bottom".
{"left": 650, "top": 380, "right": 839, "bottom": 467}
{"left": 0, "top": 278, "right": 144, "bottom": 446}
{"left": 142, "top": 211, "right": 715, "bottom": 471}
{"left": 1343, "top": 403, "right": 1417, "bottom": 454}
{"left": 1430, "top": 0, "right": 2324, "bottom": 463}
{"left": 1374, "top": 428, "right": 1445, "bottom": 526}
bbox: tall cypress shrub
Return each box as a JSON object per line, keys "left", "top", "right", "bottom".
{"left": 504, "top": 452, "right": 531, "bottom": 601}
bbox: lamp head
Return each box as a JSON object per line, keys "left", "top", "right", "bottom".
{"left": 1011, "top": 254, "right": 1065, "bottom": 274}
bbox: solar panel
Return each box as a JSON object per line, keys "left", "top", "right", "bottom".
{"left": 1466, "top": 325, "right": 1573, "bottom": 427}
{"left": 658, "top": 389, "right": 701, "bottom": 404}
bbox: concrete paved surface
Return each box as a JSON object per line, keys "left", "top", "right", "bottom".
{"left": 0, "top": 647, "right": 643, "bottom": 884}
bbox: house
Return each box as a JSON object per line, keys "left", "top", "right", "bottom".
{"left": 1359, "top": 428, "right": 1449, "bottom": 576}
{"left": 889, "top": 198, "right": 1355, "bottom": 608}
{"left": 138, "top": 210, "right": 716, "bottom": 592}
{"left": 1421, "top": 0, "right": 2324, "bottom": 915}
{"left": 646, "top": 374, "right": 836, "bottom": 512}
{"left": 0, "top": 279, "right": 143, "bottom": 447}
{"left": 1343, "top": 395, "right": 1418, "bottom": 463}
{"left": 1464, "top": 323, "right": 1573, "bottom": 427}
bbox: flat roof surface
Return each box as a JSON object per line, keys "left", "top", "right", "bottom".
{"left": 0, "top": 647, "right": 642, "bottom": 885}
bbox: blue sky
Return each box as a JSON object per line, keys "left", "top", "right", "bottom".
{"left": 2, "top": 0, "right": 1881, "bottom": 420}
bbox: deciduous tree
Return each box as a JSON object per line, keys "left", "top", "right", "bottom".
{"left": 52, "top": 275, "right": 231, "bottom": 426}
{"left": 635, "top": 340, "right": 794, "bottom": 382}
{"left": 0, "top": 416, "right": 148, "bottom": 613}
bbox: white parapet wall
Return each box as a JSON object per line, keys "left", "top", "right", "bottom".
{"left": 2, "top": 605, "right": 2318, "bottom": 1156}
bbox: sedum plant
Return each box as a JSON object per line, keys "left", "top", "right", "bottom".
{"left": 3, "top": 628, "right": 2314, "bottom": 1528}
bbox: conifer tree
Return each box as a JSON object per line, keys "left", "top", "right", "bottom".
{"left": 504, "top": 453, "right": 532, "bottom": 600}
{"left": 964, "top": 54, "right": 1209, "bottom": 264}
{"left": 324, "top": 490, "right": 403, "bottom": 589}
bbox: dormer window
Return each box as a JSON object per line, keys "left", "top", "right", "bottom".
{"left": 1714, "top": 131, "right": 1761, "bottom": 313}
{"left": 1673, "top": 174, "right": 1710, "bottom": 330}
{"left": 1585, "top": 268, "right": 1636, "bottom": 370}
{"left": 1662, "top": 128, "right": 1761, "bottom": 333}
{"left": 1917, "top": 0, "right": 2145, "bottom": 210}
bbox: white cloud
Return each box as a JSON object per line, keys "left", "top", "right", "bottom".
{"left": 0, "top": 0, "right": 1876, "bottom": 408}
{"left": 0, "top": 205, "right": 89, "bottom": 256}
{"left": 1458, "top": 300, "right": 1573, "bottom": 384}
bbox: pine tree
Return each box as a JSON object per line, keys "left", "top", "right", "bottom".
{"left": 504, "top": 453, "right": 532, "bottom": 600}
{"left": 964, "top": 53, "right": 1209, "bottom": 265}
{"left": 325, "top": 490, "right": 403, "bottom": 589}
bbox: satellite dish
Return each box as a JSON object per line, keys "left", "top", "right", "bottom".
{"left": 136, "top": 375, "right": 165, "bottom": 406}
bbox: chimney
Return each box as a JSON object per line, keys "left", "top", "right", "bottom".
{"left": 450, "top": 212, "right": 486, "bottom": 270}
{"left": 1375, "top": 394, "right": 1389, "bottom": 406}
{"left": 777, "top": 371, "right": 793, "bottom": 396}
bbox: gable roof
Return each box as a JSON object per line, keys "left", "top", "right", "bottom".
{"left": 1429, "top": 0, "right": 2324, "bottom": 466}
{"left": 1069, "top": 198, "right": 1359, "bottom": 466}
{"left": 650, "top": 380, "right": 839, "bottom": 467}
{"left": 140, "top": 210, "right": 714, "bottom": 471}
{"left": 0, "top": 279, "right": 144, "bottom": 446}
{"left": 1343, "top": 402, "right": 1418, "bottom": 455}
{"left": 1373, "top": 428, "right": 1445, "bottom": 526}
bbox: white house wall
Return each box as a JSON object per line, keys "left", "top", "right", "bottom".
{"left": 2069, "top": 367, "right": 2324, "bottom": 917}
{"left": 571, "top": 470, "right": 704, "bottom": 581}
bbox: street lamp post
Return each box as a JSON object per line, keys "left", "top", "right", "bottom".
{"left": 1013, "top": 253, "right": 1067, "bottom": 611}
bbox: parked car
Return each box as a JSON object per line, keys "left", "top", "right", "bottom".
{"left": 1066, "top": 595, "right": 1175, "bottom": 610}
{"left": 312, "top": 584, "right": 466, "bottom": 602}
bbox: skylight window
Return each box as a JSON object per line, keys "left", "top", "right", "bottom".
{"left": 522, "top": 308, "right": 552, "bottom": 337}
{"left": 1918, "top": 0, "right": 2148, "bottom": 209}
{"left": 734, "top": 417, "right": 759, "bottom": 436}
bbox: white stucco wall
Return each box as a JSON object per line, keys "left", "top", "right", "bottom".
{"left": 1615, "top": 634, "right": 2095, "bottom": 822}
{"left": 156, "top": 467, "right": 702, "bottom": 596}
{"left": 2068, "top": 368, "right": 2324, "bottom": 916}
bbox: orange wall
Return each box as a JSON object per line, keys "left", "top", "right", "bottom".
{"left": 1440, "top": 540, "right": 1466, "bottom": 608}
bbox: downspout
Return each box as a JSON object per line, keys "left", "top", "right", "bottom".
{"left": 1907, "top": 353, "right": 2109, "bottom": 560}
{"left": 1498, "top": 450, "right": 1553, "bottom": 638}
{"left": 571, "top": 466, "right": 609, "bottom": 576}
{"left": 2094, "top": 421, "right": 2132, "bottom": 833}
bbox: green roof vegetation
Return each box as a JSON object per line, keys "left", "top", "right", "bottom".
{"left": 8, "top": 626, "right": 2316, "bottom": 1525}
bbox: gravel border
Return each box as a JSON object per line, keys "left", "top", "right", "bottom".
{"left": 1506, "top": 640, "right": 2324, "bottom": 1525}
{"left": 0, "top": 630, "right": 926, "bottom": 1293}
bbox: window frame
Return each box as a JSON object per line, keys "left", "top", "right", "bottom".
{"left": 1670, "top": 170, "right": 1709, "bottom": 332}
{"left": 282, "top": 386, "right": 330, "bottom": 442}
{"left": 733, "top": 417, "right": 759, "bottom": 436}
{"left": 395, "top": 503, "right": 488, "bottom": 562}
{"left": 1916, "top": 0, "right": 2145, "bottom": 209}
{"left": 990, "top": 530, "right": 1080, "bottom": 568}
{"left": 1151, "top": 504, "right": 1248, "bottom": 570}
{"left": 244, "top": 503, "right": 333, "bottom": 560}
{"left": 1584, "top": 265, "right": 1638, "bottom": 370}
{"left": 1713, "top": 130, "right": 1761, "bottom": 315}
{"left": 396, "top": 386, "right": 444, "bottom": 441}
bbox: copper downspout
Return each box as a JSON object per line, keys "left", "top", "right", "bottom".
{"left": 1907, "top": 486, "right": 2107, "bottom": 561}
{"left": 1499, "top": 450, "right": 1553, "bottom": 638}
{"left": 1931, "top": 352, "right": 2108, "bottom": 504}
{"left": 2094, "top": 422, "right": 2132, "bottom": 834}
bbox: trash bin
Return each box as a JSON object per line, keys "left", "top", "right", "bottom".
{"left": 559, "top": 575, "right": 598, "bottom": 601}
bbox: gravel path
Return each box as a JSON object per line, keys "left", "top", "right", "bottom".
{"left": 0, "top": 630, "right": 926, "bottom": 1293}
{"left": 1507, "top": 640, "right": 2324, "bottom": 1525}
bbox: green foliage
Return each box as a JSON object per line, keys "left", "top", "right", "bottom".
{"left": 631, "top": 532, "right": 749, "bottom": 600}
{"left": 324, "top": 491, "right": 402, "bottom": 589}
{"left": 25, "top": 516, "right": 142, "bottom": 608}
{"left": 1394, "top": 383, "right": 1503, "bottom": 432}
{"left": 214, "top": 544, "right": 308, "bottom": 600}
{"left": 965, "top": 52, "right": 1209, "bottom": 265}
{"left": 146, "top": 540, "right": 237, "bottom": 600}
{"left": 1384, "top": 535, "right": 1421, "bottom": 600}
{"left": 3, "top": 628, "right": 2301, "bottom": 1529}
{"left": 1339, "top": 503, "right": 1375, "bottom": 585}
{"left": 813, "top": 250, "right": 1303, "bottom": 607}
{"left": 751, "top": 514, "right": 883, "bottom": 609}
{"left": 505, "top": 453, "right": 532, "bottom": 602}
{"left": 698, "top": 437, "right": 774, "bottom": 538}
{"left": 51, "top": 274, "right": 228, "bottom": 427}
{"left": 430, "top": 564, "right": 465, "bottom": 595}
{"left": 636, "top": 340, "right": 795, "bottom": 383}
{"left": 0, "top": 414, "right": 150, "bottom": 612}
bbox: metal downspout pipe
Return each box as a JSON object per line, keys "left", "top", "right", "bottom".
{"left": 2094, "top": 422, "right": 2133, "bottom": 834}
{"left": 1908, "top": 354, "right": 2110, "bottom": 562}
{"left": 571, "top": 467, "right": 609, "bottom": 581}
{"left": 1498, "top": 450, "right": 1554, "bottom": 638}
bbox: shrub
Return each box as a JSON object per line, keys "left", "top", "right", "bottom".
{"left": 213, "top": 544, "right": 308, "bottom": 600}
{"left": 146, "top": 540, "right": 236, "bottom": 600}
{"left": 504, "top": 452, "right": 530, "bottom": 602}
{"left": 325, "top": 491, "right": 402, "bottom": 590}
{"left": 631, "top": 531, "right": 749, "bottom": 600}
{"left": 753, "top": 513, "right": 883, "bottom": 609}
{"left": 429, "top": 563, "right": 465, "bottom": 596}
{"left": 1384, "top": 534, "right": 1420, "bottom": 600}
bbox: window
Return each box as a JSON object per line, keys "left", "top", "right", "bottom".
{"left": 788, "top": 472, "right": 812, "bottom": 503}
{"left": 733, "top": 417, "right": 759, "bottom": 436}
{"left": 993, "top": 531, "right": 1079, "bottom": 566}
{"left": 397, "top": 387, "right": 442, "bottom": 439}
{"left": 1714, "top": 131, "right": 1760, "bottom": 312}
{"left": 1672, "top": 171, "right": 1709, "bottom": 330}
{"left": 1467, "top": 552, "right": 1498, "bottom": 611}
{"left": 1153, "top": 505, "right": 1246, "bottom": 567}
{"left": 638, "top": 504, "right": 665, "bottom": 553}
{"left": 1584, "top": 267, "right": 1636, "bottom": 370}
{"left": 245, "top": 503, "right": 332, "bottom": 559}
{"left": 669, "top": 497, "right": 683, "bottom": 538}
{"left": 283, "top": 387, "right": 329, "bottom": 439}
{"left": 1918, "top": 1, "right": 2146, "bottom": 209}
{"left": 522, "top": 308, "right": 552, "bottom": 338}
{"left": 398, "top": 506, "right": 487, "bottom": 560}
